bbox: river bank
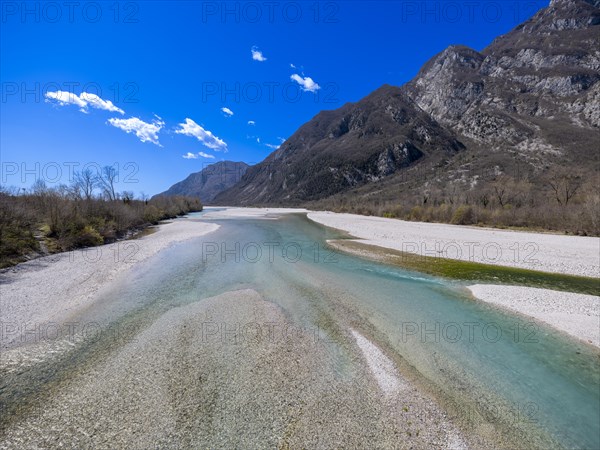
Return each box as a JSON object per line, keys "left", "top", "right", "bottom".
{"left": 0, "top": 217, "right": 219, "bottom": 351}
{"left": 307, "top": 211, "right": 600, "bottom": 348}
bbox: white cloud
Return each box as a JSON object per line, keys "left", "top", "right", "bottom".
{"left": 221, "top": 107, "right": 234, "bottom": 117}
{"left": 247, "top": 120, "right": 256, "bottom": 126}
{"left": 251, "top": 46, "right": 267, "bottom": 62}
{"left": 175, "top": 118, "right": 227, "bottom": 151}
{"left": 80, "top": 93, "right": 125, "bottom": 114}
{"left": 45, "top": 90, "right": 87, "bottom": 110}
{"left": 256, "top": 137, "right": 260, "bottom": 143}
{"left": 290, "top": 74, "right": 320, "bottom": 93}
{"left": 290, "top": 63, "right": 296, "bottom": 69}
{"left": 265, "top": 137, "right": 285, "bottom": 150}
{"left": 183, "top": 152, "right": 216, "bottom": 160}
{"left": 107, "top": 116, "right": 164, "bottom": 146}
{"left": 45, "top": 90, "right": 124, "bottom": 114}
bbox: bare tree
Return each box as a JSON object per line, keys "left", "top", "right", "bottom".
{"left": 549, "top": 174, "right": 582, "bottom": 206}
{"left": 0, "top": 185, "right": 21, "bottom": 196}
{"left": 121, "top": 191, "right": 135, "bottom": 204}
{"left": 31, "top": 179, "right": 48, "bottom": 195}
{"left": 479, "top": 192, "right": 490, "bottom": 208}
{"left": 29, "top": 179, "right": 50, "bottom": 211}
{"left": 74, "top": 169, "right": 97, "bottom": 200}
{"left": 493, "top": 185, "right": 506, "bottom": 207}
{"left": 446, "top": 185, "right": 459, "bottom": 205}
{"left": 98, "top": 166, "right": 118, "bottom": 201}
{"left": 510, "top": 179, "right": 532, "bottom": 208}
{"left": 139, "top": 192, "right": 149, "bottom": 205}
{"left": 54, "top": 184, "right": 71, "bottom": 197}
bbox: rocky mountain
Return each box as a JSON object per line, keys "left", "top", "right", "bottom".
{"left": 155, "top": 161, "right": 248, "bottom": 204}
{"left": 217, "top": 86, "right": 464, "bottom": 204}
{"left": 405, "top": 0, "right": 600, "bottom": 165}
{"left": 215, "top": 0, "right": 599, "bottom": 210}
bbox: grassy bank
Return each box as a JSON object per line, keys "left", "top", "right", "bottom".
{"left": 327, "top": 240, "right": 600, "bottom": 296}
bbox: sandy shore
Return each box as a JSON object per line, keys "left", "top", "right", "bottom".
{"left": 307, "top": 211, "right": 600, "bottom": 348}
{"left": 468, "top": 285, "right": 600, "bottom": 347}
{"left": 0, "top": 217, "right": 219, "bottom": 350}
{"left": 307, "top": 211, "right": 599, "bottom": 277}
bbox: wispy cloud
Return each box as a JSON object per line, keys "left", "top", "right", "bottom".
{"left": 107, "top": 116, "right": 164, "bottom": 146}
{"left": 175, "top": 118, "right": 227, "bottom": 151}
{"left": 182, "top": 151, "right": 215, "bottom": 159}
{"left": 247, "top": 120, "right": 256, "bottom": 126}
{"left": 251, "top": 46, "right": 267, "bottom": 62}
{"left": 265, "top": 137, "right": 285, "bottom": 150}
{"left": 45, "top": 90, "right": 87, "bottom": 110}
{"left": 81, "top": 93, "right": 125, "bottom": 114}
{"left": 221, "top": 107, "right": 234, "bottom": 117}
{"left": 290, "top": 74, "right": 320, "bottom": 93}
{"left": 45, "top": 90, "right": 124, "bottom": 114}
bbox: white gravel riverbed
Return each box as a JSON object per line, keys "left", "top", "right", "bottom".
{"left": 0, "top": 217, "right": 219, "bottom": 350}
{"left": 307, "top": 211, "right": 600, "bottom": 348}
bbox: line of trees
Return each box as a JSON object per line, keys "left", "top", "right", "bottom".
{"left": 312, "top": 171, "right": 600, "bottom": 236}
{"left": 0, "top": 166, "right": 202, "bottom": 268}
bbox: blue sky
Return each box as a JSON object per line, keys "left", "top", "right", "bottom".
{"left": 1, "top": 0, "right": 548, "bottom": 196}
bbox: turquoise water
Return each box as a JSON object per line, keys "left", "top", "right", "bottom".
{"left": 188, "top": 213, "right": 599, "bottom": 449}
{"left": 2, "top": 212, "right": 598, "bottom": 448}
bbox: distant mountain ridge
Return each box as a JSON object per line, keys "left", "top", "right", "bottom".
{"left": 155, "top": 161, "right": 248, "bottom": 204}
{"left": 214, "top": 0, "right": 599, "bottom": 208}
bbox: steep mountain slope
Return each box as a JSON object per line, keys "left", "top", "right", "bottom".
{"left": 217, "top": 86, "right": 464, "bottom": 204}
{"left": 405, "top": 0, "right": 600, "bottom": 166}
{"left": 155, "top": 161, "right": 248, "bottom": 204}
{"left": 215, "top": 0, "right": 599, "bottom": 212}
